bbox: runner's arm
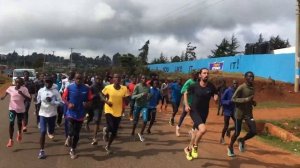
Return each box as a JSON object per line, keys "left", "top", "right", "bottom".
{"left": 0, "top": 92, "right": 8, "bottom": 100}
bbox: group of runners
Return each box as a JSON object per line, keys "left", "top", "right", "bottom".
{"left": 1, "top": 68, "right": 257, "bottom": 161}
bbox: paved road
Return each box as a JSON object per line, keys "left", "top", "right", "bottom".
{"left": 0, "top": 97, "right": 299, "bottom": 168}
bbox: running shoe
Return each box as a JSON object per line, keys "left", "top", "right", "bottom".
{"left": 38, "top": 150, "right": 46, "bottom": 159}
{"left": 191, "top": 145, "right": 198, "bottom": 158}
{"left": 22, "top": 126, "right": 27, "bottom": 133}
{"left": 17, "top": 132, "right": 22, "bottom": 142}
{"left": 184, "top": 147, "right": 193, "bottom": 161}
{"left": 103, "top": 127, "right": 108, "bottom": 142}
{"left": 64, "top": 136, "right": 70, "bottom": 147}
{"left": 176, "top": 126, "right": 180, "bottom": 137}
{"left": 104, "top": 145, "right": 112, "bottom": 155}
{"left": 138, "top": 133, "right": 145, "bottom": 142}
{"left": 238, "top": 138, "right": 245, "bottom": 152}
{"left": 6, "top": 139, "right": 13, "bottom": 148}
{"left": 69, "top": 149, "right": 77, "bottom": 159}
{"left": 48, "top": 134, "right": 55, "bottom": 140}
{"left": 220, "top": 137, "right": 225, "bottom": 144}
{"left": 227, "top": 147, "right": 235, "bottom": 157}
{"left": 91, "top": 138, "right": 98, "bottom": 146}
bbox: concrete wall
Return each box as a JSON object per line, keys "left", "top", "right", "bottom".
{"left": 148, "top": 53, "right": 295, "bottom": 83}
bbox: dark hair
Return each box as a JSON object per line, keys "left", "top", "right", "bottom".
{"left": 199, "top": 68, "right": 209, "bottom": 74}
{"left": 244, "top": 71, "right": 254, "bottom": 78}
{"left": 23, "top": 71, "right": 29, "bottom": 75}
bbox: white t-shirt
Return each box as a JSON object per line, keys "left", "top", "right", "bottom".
{"left": 37, "top": 87, "right": 63, "bottom": 117}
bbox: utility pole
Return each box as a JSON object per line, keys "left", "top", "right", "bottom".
{"left": 295, "top": 0, "right": 300, "bottom": 92}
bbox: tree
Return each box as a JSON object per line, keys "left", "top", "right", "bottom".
{"left": 258, "top": 33, "right": 264, "bottom": 43}
{"left": 112, "top": 53, "right": 121, "bottom": 66}
{"left": 269, "top": 35, "right": 290, "bottom": 50}
{"left": 159, "top": 52, "right": 168, "bottom": 63}
{"left": 210, "top": 35, "right": 239, "bottom": 57}
{"left": 171, "top": 55, "right": 181, "bottom": 62}
{"left": 99, "top": 54, "right": 112, "bottom": 66}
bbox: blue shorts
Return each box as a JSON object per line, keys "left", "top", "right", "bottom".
{"left": 40, "top": 116, "right": 56, "bottom": 135}
{"left": 133, "top": 106, "right": 148, "bottom": 124}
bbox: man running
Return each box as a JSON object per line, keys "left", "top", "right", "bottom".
{"left": 102, "top": 73, "right": 129, "bottom": 154}
{"left": 131, "top": 75, "right": 150, "bottom": 142}
{"left": 34, "top": 73, "right": 45, "bottom": 128}
{"left": 36, "top": 76, "right": 63, "bottom": 159}
{"left": 62, "top": 73, "right": 93, "bottom": 159}
{"left": 127, "top": 76, "right": 137, "bottom": 121}
{"left": 146, "top": 80, "right": 161, "bottom": 134}
{"left": 160, "top": 79, "right": 169, "bottom": 112}
{"left": 1, "top": 77, "right": 31, "bottom": 147}
{"left": 176, "top": 70, "right": 198, "bottom": 137}
{"left": 183, "top": 68, "right": 218, "bottom": 160}
{"left": 169, "top": 78, "right": 182, "bottom": 126}
{"left": 220, "top": 80, "right": 238, "bottom": 144}
{"left": 227, "top": 71, "right": 256, "bottom": 157}
{"left": 89, "top": 75, "right": 105, "bottom": 145}
{"left": 23, "top": 70, "right": 36, "bottom": 132}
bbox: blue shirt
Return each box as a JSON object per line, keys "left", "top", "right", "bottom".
{"left": 169, "top": 82, "right": 182, "bottom": 104}
{"left": 221, "top": 87, "right": 235, "bottom": 117}
{"left": 62, "top": 83, "right": 92, "bottom": 121}
{"left": 148, "top": 87, "right": 161, "bottom": 109}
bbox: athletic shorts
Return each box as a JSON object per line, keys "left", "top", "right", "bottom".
{"left": 148, "top": 108, "right": 157, "bottom": 122}
{"left": 133, "top": 106, "right": 148, "bottom": 124}
{"left": 105, "top": 113, "right": 121, "bottom": 135}
{"left": 9, "top": 110, "right": 24, "bottom": 123}
{"left": 161, "top": 95, "right": 169, "bottom": 105}
{"left": 93, "top": 108, "right": 103, "bottom": 125}
{"left": 189, "top": 110, "right": 208, "bottom": 129}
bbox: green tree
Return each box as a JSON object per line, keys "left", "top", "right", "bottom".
{"left": 210, "top": 35, "right": 239, "bottom": 57}
{"left": 171, "top": 55, "right": 181, "bottom": 62}
{"left": 269, "top": 35, "right": 291, "bottom": 50}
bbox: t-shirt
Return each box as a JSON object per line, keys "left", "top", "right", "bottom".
{"left": 148, "top": 87, "right": 161, "bottom": 108}
{"left": 127, "top": 83, "right": 136, "bottom": 95}
{"left": 132, "top": 83, "right": 150, "bottom": 107}
{"left": 102, "top": 84, "right": 129, "bottom": 117}
{"left": 169, "top": 82, "right": 182, "bottom": 104}
{"left": 181, "top": 79, "right": 196, "bottom": 105}
{"left": 160, "top": 83, "right": 169, "bottom": 96}
{"left": 6, "top": 86, "right": 30, "bottom": 113}
{"left": 231, "top": 83, "right": 255, "bottom": 119}
{"left": 188, "top": 82, "right": 217, "bottom": 113}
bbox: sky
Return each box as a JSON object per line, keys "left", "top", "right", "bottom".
{"left": 0, "top": 0, "right": 296, "bottom": 61}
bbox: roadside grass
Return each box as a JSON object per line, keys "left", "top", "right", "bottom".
{"left": 256, "top": 134, "right": 300, "bottom": 156}
{"left": 256, "top": 101, "right": 300, "bottom": 109}
{"left": 266, "top": 119, "right": 300, "bottom": 138}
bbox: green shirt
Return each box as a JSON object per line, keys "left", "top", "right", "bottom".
{"left": 132, "top": 83, "right": 149, "bottom": 107}
{"left": 181, "top": 79, "right": 196, "bottom": 105}
{"left": 231, "top": 83, "right": 255, "bottom": 119}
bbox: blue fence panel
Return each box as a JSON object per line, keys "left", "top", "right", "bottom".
{"left": 148, "top": 53, "right": 295, "bottom": 83}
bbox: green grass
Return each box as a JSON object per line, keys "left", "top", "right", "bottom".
{"left": 256, "top": 101, "right": 300, "bottom": 108}
{"left": 256, "top": 134, "right": 300, "bottom": 156}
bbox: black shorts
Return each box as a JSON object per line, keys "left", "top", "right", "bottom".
{"left": 161, "top": 95, "right": 169, "bottom": 105}
{"left": 189, "top": 110, "right": 208, "bottom": 129}
{"left": 105, "top": 113, "right": 121, "bottom": 136}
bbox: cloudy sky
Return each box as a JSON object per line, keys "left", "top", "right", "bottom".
{"left": 0, "top": 0, "right": 296, "bottom": 61}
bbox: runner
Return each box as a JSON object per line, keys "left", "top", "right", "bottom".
{"left": 183, "top": 68, "right": 218, "bottom": 160}
{"left": 127, "top": 76, "right": 137, "bottom": 121}
{"left": 146, "top": 80, "right": 161, "bottom": 134}
{"left": 36, "top": 76, "right": 63, "bottom": 159}
{"left": 34, "top": 73, "right": 45, "bottom": 128}
{"left": 160, "top": 79, "right": 169, "bottom": 112}
{"left": 131, "top": 75, "right": 150, "bottom": 142}
{"left": 227, "top": 71, "right": 257, "bottom": 157}
{"left": 217, "top": 80, "right": 227, "bottom": 116}
{"left": 62, "top": 73, "right": 93, "bottom": 159}
{"left": 176, "top": 71, "right": 198, "bottom": 137}
{"left": 22, "top": 70, "right": 36, "bottom": 132}
{"left": 102, "top": 73, "right": 129, "bottom": 154}
{"left": 220, "top": 80, "right": 238, "bottom": 144}
{"left": 169, "top": 78, "right": 182, "bottom": 126}
{"left": 1, "top": 77, "right": 31, "bottom": 147}
{"left": 89, "top": 75, "right": 105, "bottom": 145}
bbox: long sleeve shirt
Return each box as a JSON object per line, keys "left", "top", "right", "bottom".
{"left": 132, "top": 83, "right": 149, "bottom": 107}
{"left": 231, "top": 83, "right": 255, "bottom": 119}
{"left": 37, "top": 86, "right": 63, "bottom": 117}
{"left": 221, "top": 87, "right": 235, "bottom": 117}
{"left": 181, "top": 79, "right": 196, "bottom": 105}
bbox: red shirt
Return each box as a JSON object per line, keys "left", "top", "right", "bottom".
{"left": 128, "top": 83, "right": 136, "bottom": 95}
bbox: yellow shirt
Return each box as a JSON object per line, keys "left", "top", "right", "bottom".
{"left": 102, "top": 84, "right": 129, "bottom": 117}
